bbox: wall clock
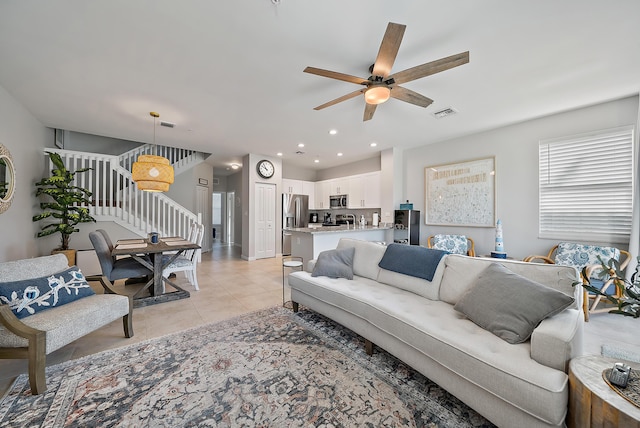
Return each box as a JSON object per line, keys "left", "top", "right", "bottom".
{"left": 256, "top": 159, "right": 275, "bottom": 179}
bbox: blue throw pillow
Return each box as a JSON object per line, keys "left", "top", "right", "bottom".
{"left": 0, "top": 266, "right": 95, "bottom": 319}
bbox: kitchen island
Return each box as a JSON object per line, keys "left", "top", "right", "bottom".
{"left": 287, "top": 225, "right": 393, "bottom": 271}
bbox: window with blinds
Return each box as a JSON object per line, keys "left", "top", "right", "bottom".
{"left": 538, "top": 125, "right": 634, "bottom": 243}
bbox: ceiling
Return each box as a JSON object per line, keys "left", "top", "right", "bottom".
{"left": 0, "top": 1, "right": 638, "bottom": 176}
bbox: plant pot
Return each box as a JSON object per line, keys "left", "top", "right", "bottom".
{"left": 52, "top": 248, "right": 76, "bottom": 266}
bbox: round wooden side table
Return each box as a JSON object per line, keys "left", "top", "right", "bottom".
{"left": 568, "top": 355, "right": 640, "bottom": 427}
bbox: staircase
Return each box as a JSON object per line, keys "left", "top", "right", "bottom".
{"left": 45, "top": 145, "right": 206, "bottom": 238}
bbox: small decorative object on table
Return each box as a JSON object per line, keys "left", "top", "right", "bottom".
{"left": 491, "top": 219, "right": 507, "bottom": 259}
{"left": 399, "top": 200, "right": 413, "bottom": 210}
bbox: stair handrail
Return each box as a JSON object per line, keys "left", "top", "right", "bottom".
{"left": 118, "top": 143, "right": 205, "bottom": 173}
{"left": 45, "top": 148, "right": 199, "bottom": 238}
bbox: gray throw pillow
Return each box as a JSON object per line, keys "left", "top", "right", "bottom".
{"left": 311, "top": 247, "right": 355, "bottom": 280}
{"left": 453, "top": 263, "right": 575, "bottom": 344}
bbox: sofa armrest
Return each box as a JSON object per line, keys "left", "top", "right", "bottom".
{"left": 0, "top": 304, "right": 44, "bottom": 341}
{"left": 530, "top": 308, "right": 583, "bottom": 372}
{"left": 307, "top": 259, "right": 317, "bottom": 272}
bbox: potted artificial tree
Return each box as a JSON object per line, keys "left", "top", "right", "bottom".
{"left": 579, "top": 256, "right": 640, "bottom": 317}
{"left": 32, "top": 152, "right": 96, "bottom": 265}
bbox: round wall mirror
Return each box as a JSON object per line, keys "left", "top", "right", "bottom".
{"left": 0, "top": 143, "right": 15, "bottom": 214}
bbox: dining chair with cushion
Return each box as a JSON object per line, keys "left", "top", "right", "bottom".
{"left": 427, "top": 234, "right": 476, "bottom": 257}
{"left": 162, "top": 223, "right": 205, "bottom": 290}
{"left": 524, "top": 242, "right": 631, "bottom": 320}
{"left": 89, "top": 231, "right": 152, "bottom": 288}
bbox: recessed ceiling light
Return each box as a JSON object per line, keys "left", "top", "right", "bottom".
{"left": 314, "top": 159, "right": 320, "bottom": 163}
{"left": 231, "top": 163, "right": 239, "bottom": 170}
{"left": 276, "top": 152, "right": 283, "bottom": 157}
{"left": 337, "top": 152, "right": 343, "bottom": 156}
{"left": 370, "top": 142, "right": 377, "bottom": 147}
{"left": 329, "top": 129, "right": 338, "bottom": 135}
{"left": 298, "top": 143, "right": 305, "bottom": 148}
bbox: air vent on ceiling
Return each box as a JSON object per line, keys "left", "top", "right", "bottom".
{"left": 432, "top": 107, "right": 458, "bottom": 119}
{"left": 296, "top": 150, "right": 305, "bottom": 155}
{"left": 160, "top": 121, "right": 175, "bottom": 128}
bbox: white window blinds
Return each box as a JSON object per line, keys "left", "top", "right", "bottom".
{"left": 539, "top": 125, "right": 634, "bottom": 243}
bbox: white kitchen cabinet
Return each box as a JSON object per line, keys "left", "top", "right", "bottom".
{"left": 347, "top": 172, "right": 381, "bottom": 208}
{"left": 302, "top": 181, "right": 315, "bottom": 209}
{"left": 314, "top": 181, "right": 330, "bottom": 209}
{"left": 281, "top": 179, "right": 303, "bottom": 194}
{"left": 327, "top": 178, "right": 349, "bottom": 195}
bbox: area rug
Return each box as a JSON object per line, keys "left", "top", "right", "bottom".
{"left": 0, "top": 306, "right": 494, "bottom": 427}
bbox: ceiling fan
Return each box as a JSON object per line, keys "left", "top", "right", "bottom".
{"left": 304, "top": 22, "right": 469, "bottom": 121}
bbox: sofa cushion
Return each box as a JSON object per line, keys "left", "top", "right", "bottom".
{"left": 377, "top": 257, "right": 446, "bottom": 301}
{"left": 378, "top": 244, "right": 447, "bottom": 281}
{"left": 0, "top": 254, "right": 68, "bottom": 282}
{"left": 336, "top": 238, "right": 386, "bottom": 281}
{"left": 311, "top": 247, "right": 355, "bottom": 280}
{"left": 454, "top": 263, "right": 575, "bottom": 344}
{"left": 439, "top": 255, "right": 581, "bottom": 310}
{"left": 0, "top": 266, "right": 95, "bottom": 319}
{"left": 0, "top": 294, "right": 130, "bottom": 353}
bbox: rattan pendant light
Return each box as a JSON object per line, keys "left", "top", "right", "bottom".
{"left": 132, "top": 112, "right": 175, "bottom": 192}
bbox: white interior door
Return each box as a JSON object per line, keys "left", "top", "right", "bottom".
{"left": 196, "top": 185, "right": 210, "bottom": 252}
{"left": 255, "top": 182, "right": 276, "bottom": 259}
{"left": 227, "top": 191, "right": 235, "bottom": 244}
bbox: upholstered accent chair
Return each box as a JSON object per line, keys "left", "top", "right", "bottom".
{"left": 89, "top": 231, "right": 152, "bottom": 288}
{"left": 427, "top": 234, "right": 476, "bottom": 257}
{"left": 524, "top": 242, "right": 631, "bottom": 321}
{"left": 0, "top": 254, "right": 133, "bottom": 394}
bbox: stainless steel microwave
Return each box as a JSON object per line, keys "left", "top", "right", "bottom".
{"left": 329, "top": 194, "right": 347, "bottom": 209}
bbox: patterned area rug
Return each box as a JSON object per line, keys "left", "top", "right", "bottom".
{"left": 0, "top": 306, "right": 494, "bottom": 427}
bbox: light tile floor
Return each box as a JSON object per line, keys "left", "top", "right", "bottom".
{"left": 1, "top": 243, "right": 639, "bottom": 396}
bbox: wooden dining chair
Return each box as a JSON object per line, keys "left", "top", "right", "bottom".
{"left": 162, "top": 223, "right": 205, "bottom": 290}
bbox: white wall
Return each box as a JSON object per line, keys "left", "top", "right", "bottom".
{"left": 403, "top": 95, "right": 639, "bottom": 259}
{"left": 0, "top": 85, "right": 51, "bottom": 261}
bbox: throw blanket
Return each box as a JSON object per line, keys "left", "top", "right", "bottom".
{"left": 378, "top": 244, "right": 448, "bottom": 281}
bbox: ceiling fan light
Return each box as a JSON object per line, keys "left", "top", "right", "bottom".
{"left": 364, "top": 86, "right": 391, "bottom": 105}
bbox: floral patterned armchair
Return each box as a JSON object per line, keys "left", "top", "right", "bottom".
{"left": 427, "top": 234, "right": 475, "bottom": 257}
{"left": 524, "top": 242, "right": 631, "bottom": 320}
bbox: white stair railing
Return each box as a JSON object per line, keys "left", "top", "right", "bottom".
{"left": 45, "top": 148, "right": 199, "bottom": 238}
{"left": 119, "top": 144, "right": 207, "bottom": 176}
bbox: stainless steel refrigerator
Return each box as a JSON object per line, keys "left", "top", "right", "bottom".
{"left": 282, "top": 193, "right": 309, "bottom": 255}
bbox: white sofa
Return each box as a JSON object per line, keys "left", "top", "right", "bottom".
{"left": 288, "top": 238, "right": 584, "bottom": 428}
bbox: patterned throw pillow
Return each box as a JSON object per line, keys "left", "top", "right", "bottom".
{"left": 432, "top": 234, "right": 468, "bottom": 255}
{"left": 554, "top": 242, "right": 620, "bottom": 270}
{"left": 0, "top": 266, "right": 95, "bottom": 319}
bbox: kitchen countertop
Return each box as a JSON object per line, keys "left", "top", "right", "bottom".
{"left": 285, "top": 225, "right": 393, "bottom": 234}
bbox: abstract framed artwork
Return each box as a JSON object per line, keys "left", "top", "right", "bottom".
{"left": 425, "top": 156, "right": 496, "bottom": 227}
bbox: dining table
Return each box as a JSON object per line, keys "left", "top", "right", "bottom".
{"left": 112, "top": 236, "right": 200, "bottom": 308}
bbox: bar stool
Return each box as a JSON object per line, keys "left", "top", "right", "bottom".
{"left": 282, "top": 256, "right": 303, "bottom": 308}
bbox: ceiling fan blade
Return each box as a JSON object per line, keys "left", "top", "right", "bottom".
{"left": 313, "top": 89, "right": 365, "bottom": 110}
{"left": 390, "top": 86, "right": 434, "bottom": 108}
{"left": 363, "top": 103, "right": 377, "bottom": 121}
{"left": 304, "top": 67, "right": 369, "bottom": 85}
{"left": 371, "top": 22, "right": 406, "bottom": 78}
{"left": 390, "top": 51, "right": 469, "bottom": 85}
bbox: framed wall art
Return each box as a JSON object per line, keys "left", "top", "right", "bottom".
{"left": 425, "top": 156, "right": 495, "bottom": 227}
